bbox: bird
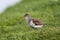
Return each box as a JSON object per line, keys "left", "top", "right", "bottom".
{"left": 24, "top": 13, "right": 44, "bottom": 29}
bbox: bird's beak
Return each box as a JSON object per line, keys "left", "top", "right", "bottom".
{"left": 24, "top": 15, "right": 25, "bottom": 17}
{"left": 20, "top": 16, "right": 24, "bottom": 18}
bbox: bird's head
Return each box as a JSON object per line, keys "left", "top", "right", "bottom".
{"left": 24, "top": 13, "right": 30, "bottom": 17}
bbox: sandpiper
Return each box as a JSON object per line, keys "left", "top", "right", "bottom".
{"left": 24, "top": 13, "right": 44, "bottom": 29}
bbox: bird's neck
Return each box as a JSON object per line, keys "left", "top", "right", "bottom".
{"left": 25, "top": 16, "right": 31, "bottom": 23}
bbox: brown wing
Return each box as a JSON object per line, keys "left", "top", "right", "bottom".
{"left": 32, "top": 19, "right": 43, "bottom": 25}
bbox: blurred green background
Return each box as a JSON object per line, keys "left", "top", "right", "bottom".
{"left": 0, "top": 0, "right": 60, "bottom": 40}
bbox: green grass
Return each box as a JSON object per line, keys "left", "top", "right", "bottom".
{"left": 0, "top": 0, "right": 60, "bottom": 40}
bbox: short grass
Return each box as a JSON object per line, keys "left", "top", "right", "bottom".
{"left": 0, "top": 0, "right": 60, "bottom": 40}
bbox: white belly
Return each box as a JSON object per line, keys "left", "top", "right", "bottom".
{"left": 29, "top": 21, "right": 43, "bottom": 28}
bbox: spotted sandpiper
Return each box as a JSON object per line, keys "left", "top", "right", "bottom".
{"left": 24, "top": 13, "right": 44, "bottom": 29}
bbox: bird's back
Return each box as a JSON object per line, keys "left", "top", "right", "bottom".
{"left": 32, "top": 19, "right": 43, "bottom": 25}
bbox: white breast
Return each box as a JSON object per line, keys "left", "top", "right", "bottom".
{"left": 29, "top": 20, "right": 43, "bottom": 28}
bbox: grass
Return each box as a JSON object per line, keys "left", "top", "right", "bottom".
{"left": 0, "top": 0, "right": 60, "bottom": 40}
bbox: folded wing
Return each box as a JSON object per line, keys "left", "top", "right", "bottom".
{"left": 32, "top": 19, "right": 43, "bottom": 25}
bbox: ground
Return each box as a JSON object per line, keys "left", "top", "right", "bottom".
{"left": 0, "top": 0, "right": 60, "bottom": 40}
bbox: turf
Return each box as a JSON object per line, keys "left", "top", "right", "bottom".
{"left": 0, "top": 0, "right": 60, "bottom": 40}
